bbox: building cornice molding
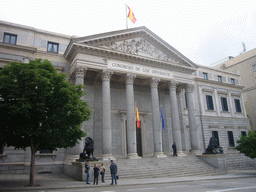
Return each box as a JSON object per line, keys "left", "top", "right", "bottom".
{"left": 195, "top": 77, "right": 244, "bottom": 89}
{"left": 243, "top": 85, "right": 256, "bottom": 93}
{"left": 0, "top": 42, "right": 37, "bottom": 53}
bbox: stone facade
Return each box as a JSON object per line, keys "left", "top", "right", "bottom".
{"left": 0, "top": 20, "right": 255, "bottom": 174}
{"left": 213, "top": 48, "right": 256, "bottom": 131}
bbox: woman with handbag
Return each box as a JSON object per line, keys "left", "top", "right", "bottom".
{"left": 100, "top": 163, "right": 105, "bottom": 183}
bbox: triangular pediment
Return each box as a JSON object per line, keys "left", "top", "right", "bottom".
{"left": 68, "top": 27, "right": 197, "bottom": 69}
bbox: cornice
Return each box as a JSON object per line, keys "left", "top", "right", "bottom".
{"left": 194, "top": 77, "right": 244, "bottom": 89}
{"left": 0, "top": 42, "right": 37, "bottom": 53}
{"left": 243, "top": 85, "right": 256, "bottom": 93}
{"left": 65, "top": 43, "right": 197, "bottom": 74}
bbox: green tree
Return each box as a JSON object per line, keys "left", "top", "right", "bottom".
{"left": 236, "top": 130, "right": 256, "bottom": 159}
{"left": 0, "top": 59, "right": 91, "bottom": 186}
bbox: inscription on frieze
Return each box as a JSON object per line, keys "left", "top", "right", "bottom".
{"left": 108, "top": 61, "right": 173, "bottom": 79}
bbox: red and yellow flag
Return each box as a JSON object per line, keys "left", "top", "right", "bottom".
{"left": 127, "top": 6, "right": 137, "bottom": 24}
{"left": 136, "top": 104, "right": 141, "bottom": 128}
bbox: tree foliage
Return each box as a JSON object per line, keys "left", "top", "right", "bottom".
{"left": 0, "top": 59, "right": 91, "bottom": 185}
{"left": 236, "top": 130, "right": 256, "bottom": 159}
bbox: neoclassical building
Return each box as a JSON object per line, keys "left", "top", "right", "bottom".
{"left": 0, "top": 20, "right": 254, "bottom": 173}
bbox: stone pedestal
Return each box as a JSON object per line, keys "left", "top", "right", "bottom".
{"left": 196, "top": 154, "right": 227, "bottom": 173}
{"left": 64, "top": 161, "right": 102, "bottom": 181}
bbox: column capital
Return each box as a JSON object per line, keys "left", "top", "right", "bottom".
{"left": 150, "top": 77, "right": 160, "bottom": 88}
{"left": 126, "top": 73, "right": 136, "bottom": 84}
{"left": 101, "top": 69, "right": 113, "bottom": 81}
{"left": 168, "top": 80, "right": 178, "bottom": 91}
{"left": 75, "top": 65, "right": 87, "bottom": 77}
{"left": 185, "top": 84, "right": 195, "bottom": 93}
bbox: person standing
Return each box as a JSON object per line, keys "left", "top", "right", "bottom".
{"left": 100, "top": 163, "right": 105, "bottom": 183}
{"left": 172, "top": 142, "right": 178, "bottom": 156}
{"left": 110, "top": 160, "right": 118, "bottom": 185}
{"left": 85, "top": 160, "right": 91, "bottom": 184}
{"left": 93, "top": 164, "right": 100, "bottom": 185}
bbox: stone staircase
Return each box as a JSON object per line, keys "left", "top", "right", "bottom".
{"left": 102, "top": 155, "right": 225, "bottom": 180}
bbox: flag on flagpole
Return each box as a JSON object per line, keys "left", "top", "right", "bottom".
{"left": 127, "top": 6, "right": 137, "bottom": 24}
{"left": 136, "top": 104, "right": 141, "bottom": 128}
{"left": 161, "top": 106, "right": 165, "bottom": 130}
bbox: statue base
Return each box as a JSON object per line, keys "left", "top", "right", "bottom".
{"left": 196, "top": 154, "right": 227, "bottom": 173}
{"left": 64, "top": 160, "right": 103, "bottom": 181}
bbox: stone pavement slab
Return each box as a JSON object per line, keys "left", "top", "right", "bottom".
{"left": 0, "top": 170, "right": 256, "bottom": 191}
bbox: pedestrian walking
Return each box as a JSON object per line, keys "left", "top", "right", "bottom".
{"left": 85, "top": 160, "right": 91, "bottom": 184}
{"left": 172, "top": 142, "right": 178, "bottom": 156}
{"left": 100, "top": 163, "right": 105, "bottom": 183}
{"left": 110, "top": 160, "right": 118, "bottom": 185}
{"left": 93, "top": 164, "right": 100, "bottom": 185}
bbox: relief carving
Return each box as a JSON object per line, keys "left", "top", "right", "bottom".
{"left": 99, "top": 38, "right": 179, "bottom": 63}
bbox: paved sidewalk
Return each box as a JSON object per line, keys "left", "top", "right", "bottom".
{"left": 0, "top": 170, "right": 256, "bottom": 191}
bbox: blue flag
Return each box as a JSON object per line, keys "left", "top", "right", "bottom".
{"left": 161, "top": 106, "right": 165, "bottom": 130}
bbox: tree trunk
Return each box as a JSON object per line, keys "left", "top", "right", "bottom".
{"left": 29, "top": 143, "right": 36, "bottom": 186}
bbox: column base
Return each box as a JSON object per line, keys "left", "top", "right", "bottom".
{"left": 177, "top": 151, "right": 186, "bottom": 156}
{"left": 126, "top": 153, "right": 141, "bottom": 159}
{"left": 101, "top": 154, "right": 116, "bottom": 161}
{"left": 191, "top": 150, "right": 202, "bottom": 155}
{"left": 154, "top": 152, "right": 167, "bottom": 158}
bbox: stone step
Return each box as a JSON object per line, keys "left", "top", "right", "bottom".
{"left": 101, "top": 155, "right": 224, "bottom": 180}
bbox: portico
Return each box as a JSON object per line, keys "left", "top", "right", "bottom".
{"left": 64, "top": 26, "right": 200, "bottom": 159}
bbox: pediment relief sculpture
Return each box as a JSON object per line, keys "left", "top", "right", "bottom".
{"left": 98, "top": 38, "right": 179, "bottom": 63}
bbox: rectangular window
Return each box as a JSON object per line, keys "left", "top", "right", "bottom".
{"left": 212, "top": 131, "right": 220, "bottom": 146}
{"left": 185, "top": 92, "right": 188, "bottom": 108}
{"left": 227, "top": 131, "right": 235, "bottom": 147}
{"left": 241, "top": 131, "right": 247, "bottom": 136}
{"left": 234, "top": 99, "right": 242, "bottom": 113}
{"left": 217, "top": 76, "right": 222, "bottom": 82}
{"left": 231, "top": 78, "right": 235, "bottom": 85}
{"left": 47, "top": 42, "right": 59, "bottom": 53}
{"left": 3, "top": 33, "right": 17, "bottom": 44}
{"left": 203, "top": 72, "right": 208, "bottom": 80}
{"left": 221, "top": 97, "right": 229, "bottom": 111}
{"left": 206, "top": 95, "right": 214, "bottom": 110}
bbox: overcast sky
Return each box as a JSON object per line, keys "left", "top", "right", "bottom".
{"left": 1, "top": 0, "right": 256, "bottom": 66}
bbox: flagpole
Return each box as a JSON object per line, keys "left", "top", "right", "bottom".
{"left": 125, "top": 4, "right": 128, "bottom": 29}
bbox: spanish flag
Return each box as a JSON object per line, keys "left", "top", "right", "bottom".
{"left": 127, "top": 6, "right": 137, "bottom": 24}
{"left": 136, "top": 104, "right": 141, "bottom": 128}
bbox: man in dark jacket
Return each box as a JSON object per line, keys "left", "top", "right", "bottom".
{"left": 110, "top": 160, "right": 118, "bottom": 185}
{"left": 85, "top": 160, "right": 91, "bottom": 184}
{"left": 172, "top": 142, "right": 178, "bottom": 156}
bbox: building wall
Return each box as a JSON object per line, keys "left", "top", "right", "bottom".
{"left": 213, "top": 48, "right": 256, "bottom": 130}
{"left": 0, "top": 20, "right": 255, "bottom": 173}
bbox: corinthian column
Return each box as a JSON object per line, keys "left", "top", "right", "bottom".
{"left": 185, "top": 84, "right": 200, "bottom": 154}
{"left": 126, "top": 73, "right": 140, "bottom": 159}
{"left": 150, "top": 77, "right": 166, "bottom": 158}
{"left": 101, "top": 69, "right": 115, "bottom": 160}
{"left": 168, "top": 80, "right": 185, "bottom": 156}
{"left": 68, "top": 65, "right": 87, "bottom": 159}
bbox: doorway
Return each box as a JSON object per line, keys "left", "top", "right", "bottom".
{"left": 136, "top": 121, "right": 142, "bottom": 157}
